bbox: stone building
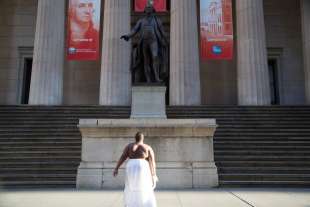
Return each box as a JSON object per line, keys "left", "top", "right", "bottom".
{"left": 1, "top": 0, "right": 310, "bottom": 188}
{"left": 0, "top": 0, "right": 309, "bottom": 106}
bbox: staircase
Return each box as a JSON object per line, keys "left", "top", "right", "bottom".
{"left": 167, "top": 106, "right": 310, "bottom": 187}
{"left": 0, "top": 106, "right": 130, "bottom": 189}
{"left": 1, "top": 105, "right": 310, "bottom": 188}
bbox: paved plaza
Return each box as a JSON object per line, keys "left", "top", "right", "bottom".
{"left": 0, "top": 188, "right": 309, "bottom": 207}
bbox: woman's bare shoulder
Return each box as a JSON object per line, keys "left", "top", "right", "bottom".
{"left": 144, "top": 144, "right": 153, "bottom": 151}
{"left": 126, "top": 143, "right": 134, "bottom": 149}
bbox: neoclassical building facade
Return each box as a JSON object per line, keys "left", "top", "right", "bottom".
{"left": 0, "top": 0, "right": 309, "bottom": 106}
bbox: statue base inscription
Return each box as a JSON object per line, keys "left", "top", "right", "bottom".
{"left": 76, "top": 119, "right": 219, "bottom": 189}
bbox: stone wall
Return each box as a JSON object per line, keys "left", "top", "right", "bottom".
{"left": 64, "top": 61, "right": 101, "bottom": 105}
{"left": 200, "top": 0, "right": 238, "bottom": 105}
{"left": 264, "top": 0, "right": 305, "bottom": 105}
{"left": 0, "top": 0, "right": 37, "bottom": 104}
{"left": 200, "top": 49, "right": 238, "bottom": 105}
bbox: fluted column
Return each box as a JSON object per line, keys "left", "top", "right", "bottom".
{"left": 29, "top": 0, "right": 65, "bottom": 105}
{"left": 236, "top": 0, "right": 271, "bottom": 105}
{"left": 99, "top": 0, "right": 131, "bottom": 105}
{"left": 301, "top": 0, "right": 310, "bottom": 104}
{"left": 170, "top": 0, "right": 201, "bottom": 105}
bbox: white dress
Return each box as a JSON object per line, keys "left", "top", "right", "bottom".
{"left": 124, "top": 159, "right": 157, "bottom": 207}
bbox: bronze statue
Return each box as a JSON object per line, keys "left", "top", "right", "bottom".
{"left": 121, "top": 3, "right": 169, "bottom": 84}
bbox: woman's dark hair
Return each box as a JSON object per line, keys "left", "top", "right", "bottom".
{"left": 135, "top": 132, "right": 144, "bottom": 143}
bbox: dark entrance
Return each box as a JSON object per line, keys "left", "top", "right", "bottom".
{"left": 21, "top": 58, "right": 33, "bottom": 104}
{"left": 268, "top": 59, "right": 280, "bottom": 105}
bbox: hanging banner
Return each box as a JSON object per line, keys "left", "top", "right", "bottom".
{"left": 200, "top": 0, "right": 234, "bottom": 60}
{"left": 135, "top": 0, "right": 167, "bottom": 12}
{"left": 67, "top": 0, "right": 101, "bottom": 61}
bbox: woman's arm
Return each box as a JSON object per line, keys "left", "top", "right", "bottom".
{"left": 148, "top": 147, "right": 158, "bottom": 188}
{"left": 148, "top": 147, "right": 156, "bottom": 176}
{"left": 113, "top": 145, "right": 129, "bottom": 177}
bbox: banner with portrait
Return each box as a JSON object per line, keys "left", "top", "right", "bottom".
{"left": 200, "top": 0, "right": 234, "bottom": 60}
{"left": 135, "top": 0, "right": 167, "bottom": 12}
{"left": 67, "top": 0, "right": 101, "bottom": 61}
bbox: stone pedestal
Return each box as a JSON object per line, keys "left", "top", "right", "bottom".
{"left": 76, "top": 119, "right": 218, "bottom": 189}
{"left": 131, "top": 86, "right": 167, "bottom": 119}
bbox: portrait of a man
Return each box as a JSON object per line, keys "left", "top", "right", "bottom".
{"left": 67, "top": 0, "right": 101, "bottom": 60}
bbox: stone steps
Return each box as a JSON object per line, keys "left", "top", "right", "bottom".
{"left": 214, "top": 146, "right": 310, "bottom": 150}
{"left": 219, "top": 180, "right": 310, "bottom": 187}
{"left": 218, "top": 167, "right": 310, "bottom": 174}
{"left": 216, "top": 161, "right": 310, "bottom": 167}
{"left": 1, "top": 105, "right": 310, "bottom": 188}
{"left": 215, "top": 155, "right": 310, "bottom": 161}
{"left": 214, "top": 137, "right": 310, "bottom": 141}
{"left": 0, "top": 147, "right": 81, "bottom": 152}
{"left": 1, "top": 124, "right": 309, "bottom": 128}
{"left": 3, "top": 126, "right": 310, "bottom": 130}
{"left": 214, "top": 151, "right": 310, "bottom": 155}
{"left": 0, "top": 181, "right": 76, "bottom": 189}
{"left": 0, "top": 142, "right": 81, "bottom": 147}
{"left": 0, "top": 106, "right": 130, "bottom": 189}
{"left": 214, "top": 132, "right": 310, "bottom": 136}
{"left": 219, "top": 174, "right": 310, "bottom": 181}
{"left": 0, "top": 161, "right": 79, "bottom": 168}
{"left": 0, "top": 167, "right": 77, "bottom": 172}
{"left": 0, "top": 133, "right": 81, "bottom": 137}
{"left": 167, "top": 106, "right": 310, "bottom": 187}
{"left": 0, "top": 174, "right": 77, "bottom": 178}
{"left": 215, "top": 139, "right": 310, "bottom": 143}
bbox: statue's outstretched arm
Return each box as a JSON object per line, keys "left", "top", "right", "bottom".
{"left": 121, "top": 20, "right": 142, "bottom": 41}
{"left": 128, "top": 20, "right": 142, "bottom": 38}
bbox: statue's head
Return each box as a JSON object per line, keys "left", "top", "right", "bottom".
{"left": 144, "top": 0, "right": 155, "bottom": 15}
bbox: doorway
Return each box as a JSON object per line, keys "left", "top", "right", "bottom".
{"left": 268, "top": 59, "right": 280, "bottom": 105}
{"left": 18, "top": 47, "right": 33, "bottom": 105}
{"left": 21, "top": 58, "right": 33, "bottom": 104}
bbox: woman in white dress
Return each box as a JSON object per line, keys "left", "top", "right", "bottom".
{"left": 113, "top": 132, "right": 158, "bottom": 207}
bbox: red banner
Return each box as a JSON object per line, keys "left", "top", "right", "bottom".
{"left": 67, "top": 0, "right": 101, "bottom": 61}
{"left": 135, "top": 0, "right": 167, "bottom": 12}
{"left": 200, "top": 0, "right": 234, "bottom": 60}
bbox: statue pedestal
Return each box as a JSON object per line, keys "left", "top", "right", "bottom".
{"left": 76, "top": 85, "right": 219, "bottom": 189}
{"left": 76, "top": 119, "right": 219, "bottom": 189}
{"left": 131, "top": 85, "right": 167, "bottom": 119}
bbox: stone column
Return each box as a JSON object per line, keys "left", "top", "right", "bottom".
{"left": 29, "top": 0, "right": 65, "bottom": 105}
{"left": 170, "top": 0, "right": 201, "bottom": 105}
{"left": 99, "top": 0, "right": 131, "bottom": 105}
{"left": 236, "top": 0, "right": 271, "bottom": 105}
{"left": 301, "top": 0, "right": 310, "bottom": 103}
